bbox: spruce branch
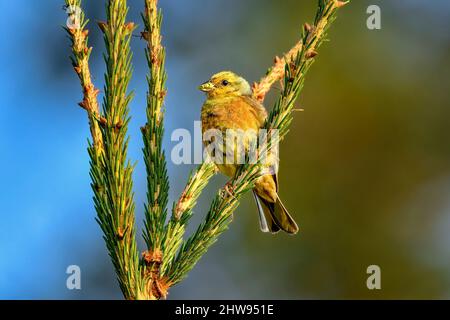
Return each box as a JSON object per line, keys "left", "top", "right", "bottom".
{"left": 167, "top": 164, "right": 261, "bottom": 285}
{"left": 140, "top": 1, "right": 218, "bottom": 296}
{"left": 158, "top": 160, "right": 217, "bottom": 276}
{"left": 173, "top": 161, "right": 218, "bottom": 222}
{"left": 265, "top": 0, "right": 348, "bottom": 141}
{"left": 253, "top": 0, "right": 348, "bottom": 104}
{"left": 97, "top": 0, "right": 144, "bottom": 300}
{"left": 252, "top": 40, "right": 303, "bottom": 103}
{"left": 139, "top": 0, "right": 173, "bottom": 300}
{"left": 141, "top": 0, "right": 170, "bottom": 255}
{"left": 66, "top": 0, "right": 146, "bottom": 300}
{"left": 69, "top": 0, "right": 147, "bottom": 300}
{"left": 64, "top": 0, "right": 103, "bottom": 158}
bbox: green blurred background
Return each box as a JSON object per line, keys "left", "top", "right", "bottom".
{"left": 1, "top": 0, "right": 449, "bottom": 299}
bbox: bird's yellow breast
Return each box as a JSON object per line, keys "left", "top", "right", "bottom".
{"left": 201, "top": 95, "right": 268, "bottom": 177}
{"left": 201, "top": 95, "right": 266, "bottom": 132}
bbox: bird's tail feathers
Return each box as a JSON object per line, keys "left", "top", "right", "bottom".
{"left": 253, "top": 191, "right": 298, "bottom": 235}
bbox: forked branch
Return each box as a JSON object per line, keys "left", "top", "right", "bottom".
{"left": 65, "top": 0, "right": 348, "bottom": 300}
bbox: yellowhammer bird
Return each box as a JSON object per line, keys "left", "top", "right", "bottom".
{"left": 199, "top": 71, "right": 299, "bottom": 234}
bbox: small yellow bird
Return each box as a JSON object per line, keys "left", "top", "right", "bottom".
{"left": 199, "top": 71, "right": 299, "bottom": 234}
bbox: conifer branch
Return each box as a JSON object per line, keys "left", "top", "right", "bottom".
{"left": 253, "top": 0, "right": 348, "bottom": 104}
{"left": 64, "top": 0, "right": 103, "bottom": 158}
{"left": 173, "top": 161, "right": 218, "bottom": 221}
{"left": 140, "top": 1, "right": 219, "bottom": 297}
{"left": 98, "top": 0, "right": 144, "bottom": 300}
{"left": 265, "top": 0, "right": 348, "bottom": 141}
{"left": 66, "top": 0, "right": 147, "bottom": 300}
{"left": 139, "top": 0, "right": 173, "bottom": 299}
{"left": 141, "top": 0, "right": 170, "bottom": 258}
{"left": 252, "top": 40, "right": 303, "bottom": 103}
{"left": 159, "top": 160, "right": 217, "bottom": 277}
{"left": 167, "top": 164, "right": 261, "bottom": 285}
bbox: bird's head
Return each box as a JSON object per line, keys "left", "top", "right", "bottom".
{"left": 199, "top": 71, "right": 252, "bottom": 98}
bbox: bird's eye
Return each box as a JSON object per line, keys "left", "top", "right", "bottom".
{"left": 222, "top": 80, "right": 229, "bottom": 86}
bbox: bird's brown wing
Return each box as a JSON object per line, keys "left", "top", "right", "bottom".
{"left": 240, "top": 95, "right": 268, "bottom": 127}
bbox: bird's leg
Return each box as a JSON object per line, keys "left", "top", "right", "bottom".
{"left": 222, "top": 181, "right": 237, "bottom": 221}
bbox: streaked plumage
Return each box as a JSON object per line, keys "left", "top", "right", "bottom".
{"left": 199, "top": 71, "right": 298, "bottom": 234}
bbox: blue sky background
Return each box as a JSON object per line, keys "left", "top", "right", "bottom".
{"left": 1, "top": 0, "right": 450, "bottom": 299}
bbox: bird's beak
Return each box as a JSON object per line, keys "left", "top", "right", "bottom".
{"left": 198, "top": 81, "right": 214, "bottom": 92}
